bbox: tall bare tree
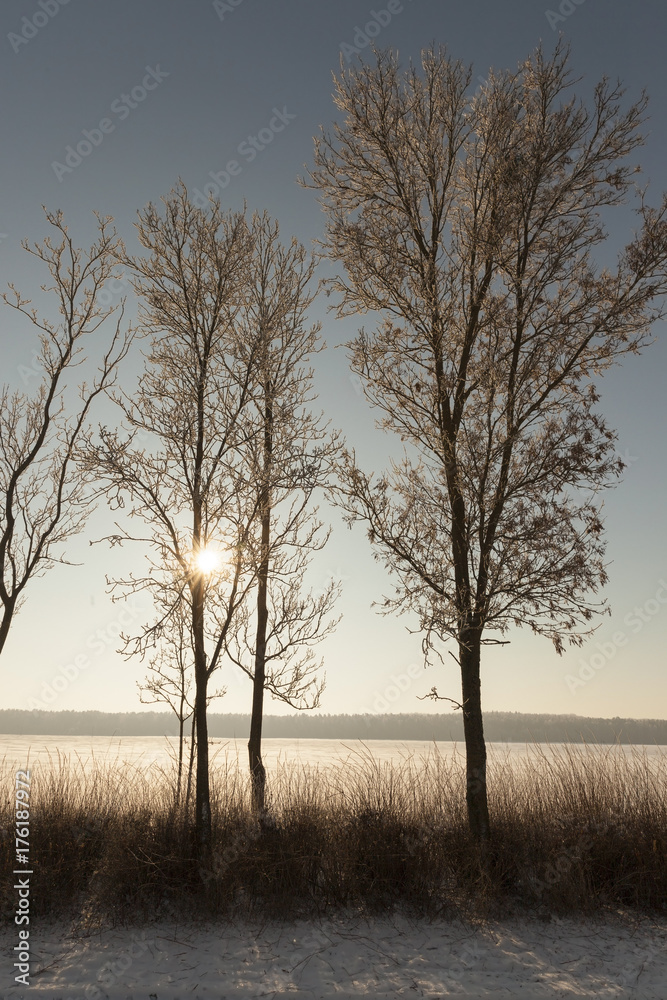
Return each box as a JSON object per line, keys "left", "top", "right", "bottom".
{"left": 225, "top": 212, "right": 341, "bottom": 812}
{"left": 0, "top": 211, "right": 133, "bottom": 657}
{"left": 306, "top": 43, "right": 667, "bottom": 843}
{"left": 85, "top": 183, "right": 261, "bottom": 858}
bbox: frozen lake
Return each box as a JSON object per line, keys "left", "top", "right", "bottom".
{"left": 2, "top": 734, "right": 666, "bottom": 776}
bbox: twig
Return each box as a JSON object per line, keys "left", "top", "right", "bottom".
{"left": 417, "top": 686, "right": 466, "bottom": 711}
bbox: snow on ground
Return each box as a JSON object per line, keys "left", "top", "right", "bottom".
{"left": 2, "top": 912, "right": 666, "bottom": 999}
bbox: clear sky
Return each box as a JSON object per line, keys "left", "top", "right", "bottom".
{"left": 0, "top": 0, "right": 665, "bottom": 721}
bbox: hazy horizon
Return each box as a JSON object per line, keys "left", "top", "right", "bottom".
{"left": 4, "top": 707, "right": 667, "bottom": 720}
{"left": 4, "top": 708, "right": 667, "bottom": 749}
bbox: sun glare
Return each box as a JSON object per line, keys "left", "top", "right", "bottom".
{"left": 195, "top": 546, "right": 223, "bottom": 575}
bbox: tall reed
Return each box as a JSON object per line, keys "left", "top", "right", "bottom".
{"left": 2, "top": 742, "right": 665, "bottom": 923}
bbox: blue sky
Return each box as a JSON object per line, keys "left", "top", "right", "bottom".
{"left": 1, "top": 0, "right": 666, "bottom": 720}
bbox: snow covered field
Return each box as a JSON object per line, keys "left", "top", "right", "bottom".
{"left": 2, "top": 912, "right": 666, "bottom": 999}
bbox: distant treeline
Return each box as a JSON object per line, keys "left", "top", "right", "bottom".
{"left": 1, "top": 709, "right": 667, "bottom": 744}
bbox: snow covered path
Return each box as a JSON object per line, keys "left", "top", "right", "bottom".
{"left": 2, "top": 912, "right": 666, "bottom": 999}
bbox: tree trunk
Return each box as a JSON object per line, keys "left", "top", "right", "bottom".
{"left": 459, "top": 628, "right": 491, "bottom": 846}
{"left": 176, "top": 705, "right": 184, "bottom": 805}
{"left": 193, "top": 577, "right": 211, "bottom": 860}
{"left": 0, "top": 606, "right": 13, "bottom": 658}
{"left": 248, "top": 491, "right": 270, "bottom": 814}
{"left": 185, "top": 709, "right": 196, "bottom": 809}
{"left": 248, "top": 371, "right": 272, "bottom": 815}
{"left": 248, "top": 669, "right": 267, "bottom": 813}
{"left": 194, "top": 677, "right": 211, "bottom": 859}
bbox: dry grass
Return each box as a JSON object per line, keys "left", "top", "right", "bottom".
{"left": 2, "top": 742, "right": 666, "bottom": 925}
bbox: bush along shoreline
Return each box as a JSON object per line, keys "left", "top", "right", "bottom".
{"left": 1, "top": 743, "right": 665, "bottom": 926}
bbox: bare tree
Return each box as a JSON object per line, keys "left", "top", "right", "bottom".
{"left": 225, "top": 212, "right": 341, "bottom": 813}
{"left": 0, "top": 210, "right": 133, "bottom": 657}
{"left": 137, "top": 598, "right": 224, "bottom": 806}
{"left": 138, "top": 605, "right": 195, "bottom": 806}
{"left": 85, "top": 183, "right": 261, "bottom": 858}
{"left": 305, "top": 44, "right": 667, "bottom": 844}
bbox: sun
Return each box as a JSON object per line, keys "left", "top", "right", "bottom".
{"left": 194, "top": 546, "right": 223, "bottom": 575}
